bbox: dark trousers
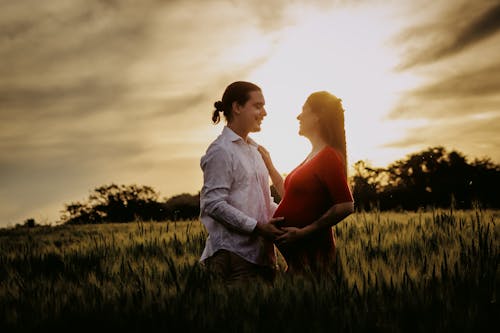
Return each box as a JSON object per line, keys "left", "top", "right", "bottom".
{"left": 204, "top": 249, "right": 275, "bottom": 284}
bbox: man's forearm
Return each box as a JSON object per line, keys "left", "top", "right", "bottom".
{"left": 205, "top": 199, "right": 257, "bottom": 234}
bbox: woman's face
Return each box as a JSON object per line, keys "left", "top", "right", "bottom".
{"left": 297, "top": 102, "right": 319, "bottom": 138}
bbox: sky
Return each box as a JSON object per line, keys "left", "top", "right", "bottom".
{"left": 1, "top": 0, "right": 499, "bottom": 227}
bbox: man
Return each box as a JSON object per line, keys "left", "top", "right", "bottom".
{"left": 200, "top": 81, "right": 284, "bottom": 283}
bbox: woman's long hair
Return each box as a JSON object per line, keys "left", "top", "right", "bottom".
{"left": 306, "top": 91, "right": 348, "bottom": 176}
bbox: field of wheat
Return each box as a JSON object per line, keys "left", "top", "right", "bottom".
{"left": 1, "top": 209, "right": 499, "bottom": 332}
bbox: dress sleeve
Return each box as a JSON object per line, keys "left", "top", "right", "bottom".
{"left": 317, "top": 147, "right": 354, "bottom": 204}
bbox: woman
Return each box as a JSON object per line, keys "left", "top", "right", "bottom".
{"left": 258, "top": 91, "right": 354, "bottom": 273}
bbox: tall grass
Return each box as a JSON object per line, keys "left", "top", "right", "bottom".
{"left": 0, "top": 209, "right": 498, "bottom": 332}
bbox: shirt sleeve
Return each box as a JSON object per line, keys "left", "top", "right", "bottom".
{"left": 200, "top": 145, "right": 258, "bottom": 234}
{"left": 317, "top": 147, "right": 354, "bottom": 205}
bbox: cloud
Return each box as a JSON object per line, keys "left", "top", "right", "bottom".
{"left": 0, "top": 0, "right": 168, "bottom": 143}
{"left": 412, "top": 63, "right": 500, "bottom": 98}
{"left": 0, "top": 0, "right": 286, "bottom": 226}
{"left": 395, "top": 0, "right": 500, "bottom": 69}
{"left": 0, "top": 1, "right": 153, "bottom": 72}
{"left": 383, "top": 0, "right": 500, "bottom": 170}
{"left": 390, "top": 63, "right": 500, "bottom": 118}
{"left": 0, "top": 79, "right": 128, "bottom": 119}
{"left": 229, "top": 0, "right": 329, "bottom": 31}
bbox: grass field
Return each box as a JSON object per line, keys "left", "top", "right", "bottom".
{"left": 1, "top": 209, "right": 499, "bottom": 332}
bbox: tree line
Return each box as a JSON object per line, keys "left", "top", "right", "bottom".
{"left": 351, "top": 146, "right": 499, "bottom": 211}
{"left": 61, "top": 184, "right": 200, "bottom": 225}
{"left": 57, "top": 146, "right": 499, "bottom": 225}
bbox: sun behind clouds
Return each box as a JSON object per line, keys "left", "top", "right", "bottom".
{"left": 247, "top": 5, "right": 420, "bottom": 173}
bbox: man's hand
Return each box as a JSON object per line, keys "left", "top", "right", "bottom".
{"left": 275, "top": 227, "right": 305, "bottom": 246}
{"left": 254, "top": 217, "right": 285, "bottom": 240}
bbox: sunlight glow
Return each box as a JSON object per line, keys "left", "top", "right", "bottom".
{"left": 249, "top": 5, "right": 422, "bottom": 173}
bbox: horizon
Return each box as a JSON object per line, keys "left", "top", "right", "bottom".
{"left": 4, "top": 144, "right": 498, "bottom": 229}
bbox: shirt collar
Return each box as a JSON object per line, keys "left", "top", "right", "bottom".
{"left": 222, "top": 126, "right": 258, "bottom": 147}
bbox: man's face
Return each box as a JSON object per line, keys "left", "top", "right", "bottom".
{"left": 237, "top": 90, "right": 267, "bottom": 133}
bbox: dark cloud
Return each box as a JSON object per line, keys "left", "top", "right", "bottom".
{"left": 390, "top": 63, "right": 500, "bottom": 118}
{"left": 0, "top": 0, "right": 189, "bottom": 90}
{"left": 0, "top": 0, "right": 163, "bottom": 142}
{"left": 382, "top": 0, "right": 500, "bottom": 174}
{"left": 413, "top": 63, "right": 500, "bottom": 98}
{"left": 0, "top": 79, "right": 127, "bottom": 118}
{"left": 396, "top": 1, "right": 500, "bottom": 69}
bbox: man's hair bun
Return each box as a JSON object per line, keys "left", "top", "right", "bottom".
{"left": 214, "top": 101, "right": 224, "bottom": 111}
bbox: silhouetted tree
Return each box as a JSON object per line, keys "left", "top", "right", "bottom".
{"left": 61, "top": 201, "right": 103, "bottom": 224}
{"left": 469, "top": 157, "right": 500, "bottom": 207}
{"left": 61, "top": 184, "right": 167, "bottom": 224}
{"left": 163, "top": 192, "right": 200, "bottom": 221}
{"left": 350, "top": 146, "right": 500, "bottom": 211}
{"left": 16, "top": 218, "right": 38, "bottom": 228}
{"left": 351, "top": 160, "right": 383, "bottom": 210}
{"left": 383, "top": 147, "right": 449, "bottom": 209}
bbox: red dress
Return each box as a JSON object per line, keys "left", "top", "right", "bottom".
{"left": 273, "top": 146, "right": 353, "bottom": 272}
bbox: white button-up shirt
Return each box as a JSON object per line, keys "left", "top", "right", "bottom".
{"left": 199, "top": 126, "right": 278, "bottom": 267}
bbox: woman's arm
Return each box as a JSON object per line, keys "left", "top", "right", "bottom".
{"left": 276, "top": 201, "right": 354, "bottom": 245}
{"left": 258, "top": 145, "right": 284, "bottom": 198}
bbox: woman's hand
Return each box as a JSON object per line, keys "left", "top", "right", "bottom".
{"left": 258, "top": 145, "right": 285, "bottom": 198}
{"left": 275, "top": 227, "right": 306, "bottom": 246}
{"left": 257, "top": 145, "right": 273, "bottom": 170}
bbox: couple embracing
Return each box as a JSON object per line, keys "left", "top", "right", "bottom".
{"left": 199, "top": 81, "right": 354, "bottom": 284}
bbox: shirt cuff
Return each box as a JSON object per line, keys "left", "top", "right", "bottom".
{"left": 242, "top": 217, "right": 258, "bottom": 234}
